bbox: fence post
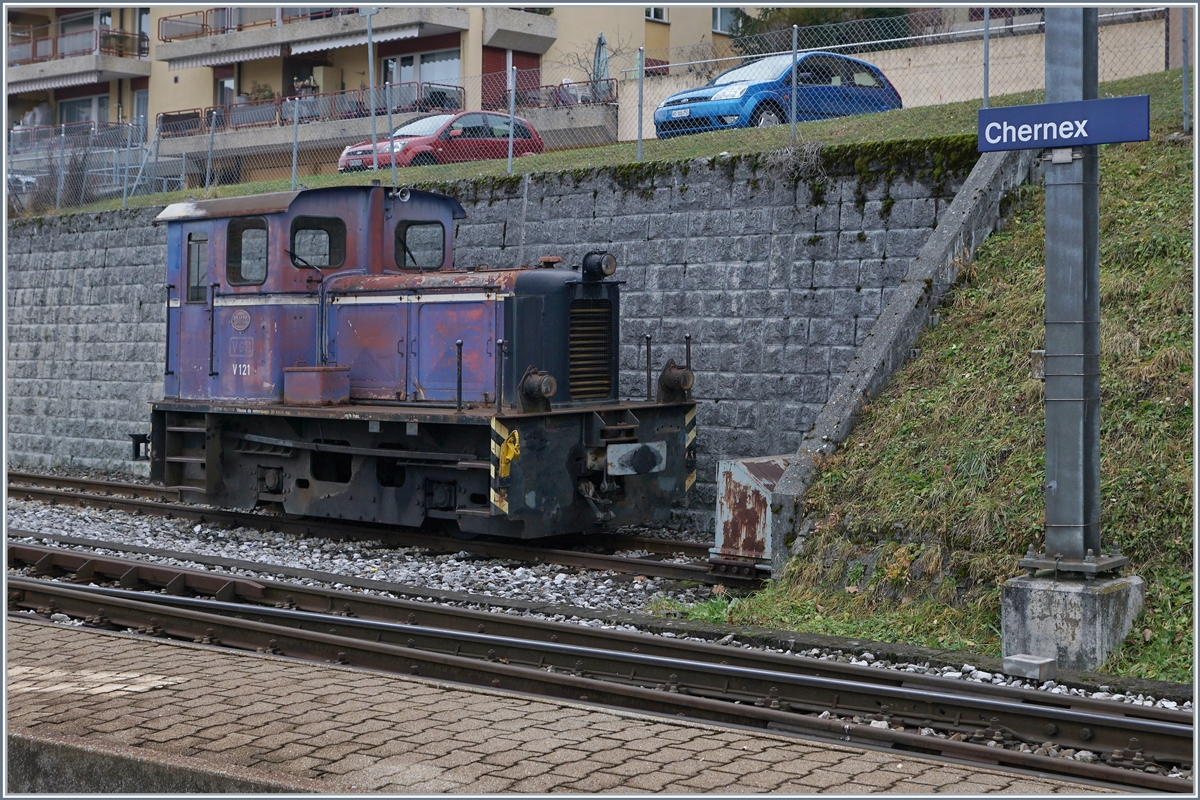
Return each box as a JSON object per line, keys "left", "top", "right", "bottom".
{"left": 180, "top": 150, "right": 187, "bottom": 192}
{"left": 121, "top": 122, "right": 134, "bottom": 209}
{"left": 291, "top": 98, "right": 300, "bottom": 190}
{"left": 1184, "top": 8, "right": 1191, "bottom": 133}
{"left": 365, "top": 8, "right": 378, "bottom": 171}
{"left": 151, "top": 118, "right": 163, "bottom": 193}
{"left": 386, "top": 81, "right": 397, "bottom": 188}
{"left": 983, "top": 7, "right": 991, "bottom": 108}
{"left": 507, "top": 65, "right": 516, "bottom": 175}
{"left": 205, "top": 109, "right": 216, "bottom": 191}
{"left": 129, "top": 119, "right": 157, "bottom": 199}
{"left": 55, "top": 123, "right": 66, "bottom": 211}
{"left": 791, "top": 25, "right": 798, "bottom": 143}
{"left": 637, "top": 47, "right": 644, "bottom": 163}
{"left": 78, "top": 126, "right": 95, "bottom": 205}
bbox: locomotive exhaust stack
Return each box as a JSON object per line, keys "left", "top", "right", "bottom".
{"left": 148, "top": 185, "right": 696, "bottom": 540}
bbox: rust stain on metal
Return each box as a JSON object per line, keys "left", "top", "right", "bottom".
{"left": 719, "top": 469, "right": 767, "bottom": 557}
{"left": 326, "top": 271, "right": 521, "bottom": 294}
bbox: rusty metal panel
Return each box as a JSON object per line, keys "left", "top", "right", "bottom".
{"left": 329, "top": 303, "right": 408, "bottom": 400}
{"left": 410, "top": 299, "right": 495, "bottom": 403}
{"left": 713, "top": 455, "right": 790, "bottom": 565}
{"left": 283, "top": 366, "right": 350, "bottom": 406}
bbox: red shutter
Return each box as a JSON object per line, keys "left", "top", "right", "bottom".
{"left": 481, "top": 46, "right": 507, "bottom": 109}
{"left": 513, "top": 50, "right": 540, "bottom": 93}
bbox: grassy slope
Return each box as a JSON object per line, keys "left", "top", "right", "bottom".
{"left": 673, "top": 72, "right": 1193, "bottom": 683}
{"left": 49, "top": 69, "right": 1186, "bottom": 216}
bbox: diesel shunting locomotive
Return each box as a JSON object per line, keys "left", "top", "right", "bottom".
{"left": 150, "top": 184, "right": 696, "bottom": 539}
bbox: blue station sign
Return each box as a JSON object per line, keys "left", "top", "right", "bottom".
{"left": 977, "top": 95, "right": 1149, "bottom": 152}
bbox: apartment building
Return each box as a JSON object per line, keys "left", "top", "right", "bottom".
{"left": 7, "top": 6, "right": 743, "bottom": 134}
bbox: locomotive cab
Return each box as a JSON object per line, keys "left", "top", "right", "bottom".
{"left": 151, "top": 185, "right": 696, "bottom": 539}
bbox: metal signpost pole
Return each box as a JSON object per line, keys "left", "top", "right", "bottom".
{"left": 362, "top": 7, "right": 379, "bottom": 171}
{"left": 1042, "top": 7, "right": 1100, "bottom": 564}
{"left": 791, "top": 25, "right": 798, "bottom": 142}
{"left": 637, "top": 47, "right": 644, "bottom": 162}
{"left": 507, "top": 65, "right": 516, "bottom": 175}
{"left": 983, "top": 8, "right": 991, "bottom": 108}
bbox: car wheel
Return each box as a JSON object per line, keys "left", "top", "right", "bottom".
{"left": 411, "top": 153, "right": 438, "bottom": 167}
{"left": 751, "top": 105, "right": 783, "bottom": 127}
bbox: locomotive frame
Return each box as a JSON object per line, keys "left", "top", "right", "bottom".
{"left": 150, "top": 184, "right": 696, "bottom": 539}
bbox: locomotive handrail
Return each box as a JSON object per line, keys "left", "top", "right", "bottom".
{"left": 208, "top": 283, "right": 219, "bottom": 377}
{"left": 164, "top": 285, "right": 174, "bottom": 376}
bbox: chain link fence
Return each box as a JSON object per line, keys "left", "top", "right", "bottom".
{"left": 7, "top": 7, "right": 1186, "bottom": 216}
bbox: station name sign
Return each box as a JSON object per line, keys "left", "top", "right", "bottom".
{"left": 977, "top": 95, "right": 1149, "bottom": 152}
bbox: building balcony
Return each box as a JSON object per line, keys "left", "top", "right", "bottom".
{"left": 154, "top": 7, "right": 470, "bottom": 70}
{"left": 482, "top": 8, "right": 556, "bottom": 55}
{"left": 7, "top": 28, "right": 150, "bottom": 94}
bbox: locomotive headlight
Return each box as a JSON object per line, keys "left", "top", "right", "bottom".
{"left": 522, "top": 371, "right": 558, "bottom": 399}
{"left": 660, "top": 363, "right": 695, "bottom": 392}
{"left": 581, "top": 250, "right": 617, "bottom": 280}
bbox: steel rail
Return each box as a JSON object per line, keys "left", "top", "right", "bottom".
{"left": 7, "top": 482, "right": 724, "bottom": 583}
{"left": 6, "top": 539, "right": 1188, "bottom": 729}
{"left": 7, "top": 470, "right": 710, "bottom": 560}
{"left": 7, "top": 578, "right": 1190, "bottom": 793}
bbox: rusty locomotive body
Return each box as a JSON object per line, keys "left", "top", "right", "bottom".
{"left": 150, "top": 185, "right": 696, "bottom": 539}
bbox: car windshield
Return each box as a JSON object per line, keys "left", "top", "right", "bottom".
{"left": 711, "top": 54, "right": 795, "bottom": 86}
{"left": 390, "top": 114, "right": 455, "bottom": 138}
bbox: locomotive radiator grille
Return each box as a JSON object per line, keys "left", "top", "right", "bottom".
{"left": 569, "top": 299, "right": 613, "bottom": 399}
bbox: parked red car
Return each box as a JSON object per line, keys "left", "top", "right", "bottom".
{"left": 337, "top": 111, "right": 544, "bottom": 172}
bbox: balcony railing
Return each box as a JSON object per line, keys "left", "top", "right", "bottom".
{"left": 7, "top": 27, "right": 149, "bottom": 66}
{"left": 158, "top": 7, "right": 359, "bottom": 42}
{"left": 156, "top": 82, "right": 465, "bottom": 138}
{"left": 481, "top": 77, "right": 619, "bottom": 111}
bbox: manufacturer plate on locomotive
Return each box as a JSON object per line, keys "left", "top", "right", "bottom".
{"left": 231, "top": 308, "right": 251, "bottom": 331}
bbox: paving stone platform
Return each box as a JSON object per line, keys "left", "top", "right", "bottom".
{"left": 7, "top": 618, "right": 1112, "bottom": 793}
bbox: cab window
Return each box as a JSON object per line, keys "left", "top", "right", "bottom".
{"left": 227, "top": 217, "right": 268, "bottom": 284}
{"left": 290, "top": 216, "right": 346, "bottom": 269}
{"left": 186, "top": 232, "right": 208, "bottom": 302}
{"left": 395, "top": 221, "right": 444, "bottom": 269}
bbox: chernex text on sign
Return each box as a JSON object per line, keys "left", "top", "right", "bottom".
{"left": 977, "top": 95, "right": 1149, "bottom": 153}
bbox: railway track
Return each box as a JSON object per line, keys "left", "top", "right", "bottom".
{"left": 8, "top": 542, "right": 1192, "bottom": 792}
{"left": 7, "top": 472, "right": 727, "bottom": 584}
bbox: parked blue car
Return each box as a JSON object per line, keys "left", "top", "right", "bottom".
{"left": 654, "top": 52, "right": 902, "bottom": 138}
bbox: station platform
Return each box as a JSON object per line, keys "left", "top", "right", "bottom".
{"left": 7, "top": 618, "right": 1109, "bottom": 794}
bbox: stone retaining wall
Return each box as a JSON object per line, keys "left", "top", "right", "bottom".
{"left": 6, "top": 141, "right": 976, "bottom": 530}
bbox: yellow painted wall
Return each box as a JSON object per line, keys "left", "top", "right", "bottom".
{"left": 462, "top": 11, "right": 484, "bottom": 109}
{"left": 146, "top": 8, "right": 213, "bottom": 122}
{"left": 542, "top": 6, "right": 645, "bottom": 84}
{"left": 644, "top": 19, "right": 670, "bottom": 52}
{"left": 667, "top": 8, "right": 714, "bottom": 51}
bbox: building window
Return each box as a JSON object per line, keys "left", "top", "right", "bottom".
{"left": 383, "top": 48, "right": 461, "bottom": 87}
{"left": 713, "top": 8, "right": 737, "bottom": 34}
{"left": 58, "top": 94, "right": 109, "bottom": 125}
{"left": 645, "top": 7, "right": 667, "bottom": 22}
{"left": 227, "top": 218, "right": 269, "bottom": 285}
{"left": 137, "top": 7, "right": 150, "bottom": 37}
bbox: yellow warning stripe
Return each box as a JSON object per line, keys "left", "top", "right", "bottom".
{"left": 491, "top": 417, "right": 509, "bottom": 440}
{"left": 686, "top": 428, "right": 697, "bottom": 447}
{"left": 685, "top": 406, "right": 697, "bottom": 425}
{"left": 685, "top": 470, "right": 696, "bottom": 491}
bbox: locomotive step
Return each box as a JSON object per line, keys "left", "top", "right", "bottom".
{"left": 164, "top": 456, "right": 206, "bottom": 463}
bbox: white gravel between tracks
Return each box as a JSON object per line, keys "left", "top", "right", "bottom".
{"left": 6, "top": 497, "right": 714, "bottom": 613}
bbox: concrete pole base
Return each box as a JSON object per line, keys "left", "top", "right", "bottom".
{"left": 1001, "top": 573, "right": 1145, "bottom": 672}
